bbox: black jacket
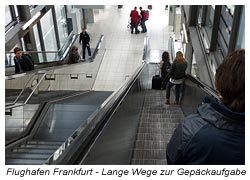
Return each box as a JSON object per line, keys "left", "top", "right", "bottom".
{"left": 79, "top": 32, "right": 90, "bottom": 45}
{"left": 166, "top": 96, "right": 245, "bottom": 165}
{"left": 167, "top": 60, "right": 187, "bottom": 80}
{"left": 14, "top": 54, "right": 34, "bottom": 73}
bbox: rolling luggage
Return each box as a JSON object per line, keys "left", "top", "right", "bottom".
{"left": 152, "top": 75, "right": 162, "bottom": 89}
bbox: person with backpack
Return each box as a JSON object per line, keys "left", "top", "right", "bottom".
{"left": 13, "top": 47, "right": 34, "bottom": 73}
{"left": 139, "top": 7, "right": 148, "bottom": 33}
{"left": 160, "top": 51, "right": 171, "bottom": 89}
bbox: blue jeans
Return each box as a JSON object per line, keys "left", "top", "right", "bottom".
{"left": 166, "top": 81, "right": 181, "bottom": 101}
{"left": 141, "top": 19, "right": 147, "bottom": 32}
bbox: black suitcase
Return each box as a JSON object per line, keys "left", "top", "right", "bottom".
{"left": 152, "top": 75, "right": 162, "bottom": 89}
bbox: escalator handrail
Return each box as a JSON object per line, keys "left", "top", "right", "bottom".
{"left": 92, "top": 34, "right": 104, "bottom": 59}
{"left": 195, "top": 26, "right": 215, "bottom": 88}
{"left": 186, "top": 74, "right": 219, "bottom": 100}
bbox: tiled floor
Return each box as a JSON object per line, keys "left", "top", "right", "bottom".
{"left": 86, "top": 5, "right": 172, "bottom": 91}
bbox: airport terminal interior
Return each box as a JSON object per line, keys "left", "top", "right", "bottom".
{"left": 5, "top": 5, "right": 245, "bottom": 164}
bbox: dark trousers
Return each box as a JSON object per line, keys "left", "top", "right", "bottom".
{"left": 82, "top": 44, "right": 91, "bottom": 59}
{"left": 166, "top": 82, "right": 181, "bottom": 101}
{"left": 131, "top": 22, "right": 139, "bottom": 33}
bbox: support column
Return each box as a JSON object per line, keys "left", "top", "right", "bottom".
{"left": 17, "top": 5, "right": 39, "bottom": 63}
{"left": 174, "top": 7, "right": 182, "bottom": 40}
{"left": 188, "top": 5, "right": 198, "bottom": 26}
{"left": 210, "top": 5, "right": 222, "bottom": 52}
{"left": 228, "top": 5, "right": 243, "bottom": 55}
{"left": 185, "top": 41, "right": 193, "bottom": 75}
{"left": 169, "top": 5, "right": 175, "bottom": 29}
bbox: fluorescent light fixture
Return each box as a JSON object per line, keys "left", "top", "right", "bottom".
{"left": 22, "top": 12, "right": 41, "bottom": 30}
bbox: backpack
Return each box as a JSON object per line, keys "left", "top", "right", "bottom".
{"left": 144, "top": 10, "right": 149, "bottom": 20}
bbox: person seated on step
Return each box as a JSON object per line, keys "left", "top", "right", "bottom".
{"left": 68, "top": 45, "right": 81, "bottom": 64}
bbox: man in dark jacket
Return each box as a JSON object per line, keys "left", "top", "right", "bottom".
{"left": 166, "top": 49, "right": 245, "bottom": 165}
{"left": 13, "top": 47, "right": 34, "bottom": 73}
{"left": 79, "top": 27, "right": 91, "bottom": 61}
{"left": 139, "top": 7, "right": 147, "bottom": 33}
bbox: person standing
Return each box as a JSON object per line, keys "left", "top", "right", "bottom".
{"left": 139, "top": 7, "right": 147, "bottom": 33}
{"left": 160, "top": 51, "right": 171, "bottom": 89}
{"left": 130, "top": 6, "right": 140, "bottom": 34}
{"left": 13, "top": 47, "right": 34, "bottom": 73}
{"left": 165, "top": 51, "right": 187, "bottom": 105}
{"left": 79, "top": 27, "right": 91, "bottom": 61}
{"left": 166, "top": 49, "right": 245, "bottom": 165}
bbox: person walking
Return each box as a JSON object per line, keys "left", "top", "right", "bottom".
{"left": 165, "top": 51, "right": 187, "bottom": 105}
{"left": 139, "top": 7, "right": 147, "bottom": 33}
{"left": 130, "top": 6, "right": 140, "bottom": 34}
{"left": 166, "top": 49, "right": 245, "bottom": 165}
{"left": 79, "top": 27, "right": 91, "bottom": 61}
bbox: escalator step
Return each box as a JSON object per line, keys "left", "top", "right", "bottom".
{"left": 137, "top": 127, "right": 176, "bottom": 134}
{"left": 19, "top": 144, "right": 60, "bottom": 149}
{"left": 5, "top": 158, "right": 46, "bottom": 165}
{"left": 132, "top": 149, "right": 166, "bottom": 159}
{"left": 131, "top": 159, "right": 167, "bottom": 165}
{"left": 6, "top": 152, "right": 50, "bottom": 159}
{"left": 26, "top": 140, "right": 63, "bottom": 146}
{"left": 134, "top": 140, "right": 167, "bottom": 149}
{"left": 136, "top": 133, "right": 172, "bottom": 141}
{"left": 11, "top": 148, "right": 56, "bottom": 154}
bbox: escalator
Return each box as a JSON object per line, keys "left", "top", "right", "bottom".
{"left": 5, "top": 35, "right": 217, "bottom": 165}
{"left": 77, "top": 63, "right": 214, "bottom": 165}
{"left": 5, "top": 91, "right": 112, "bottom": 165}
{"left": 39, "top": 59, "right": 217, "bottom": 165}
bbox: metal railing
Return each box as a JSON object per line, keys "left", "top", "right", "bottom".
{"left": 5, "top": 73, "right": 47, "bottom": 110}
{"left": 5, "top": 32, "right": 77, "bottom": 66}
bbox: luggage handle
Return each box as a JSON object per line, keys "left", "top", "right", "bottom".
{"left": 155, "top": 64, "right": 161, "bottom": 76}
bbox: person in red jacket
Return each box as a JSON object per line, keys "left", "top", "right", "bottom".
{"left": 130, "top": 6, "right": 140, "bottom": 34}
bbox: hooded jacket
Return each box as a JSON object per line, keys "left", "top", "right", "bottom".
{"left": 166, "top": 96, "right": 245, "bottom": 165}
